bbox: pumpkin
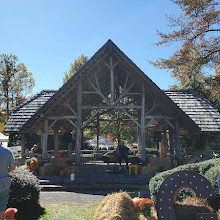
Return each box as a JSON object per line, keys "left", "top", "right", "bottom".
{"left": 132, "top": 197, "right": 144, "bottom": 212}
{"left": 133, "top": 197, "right": 154, "bottom": 212}
{"left": 147, "top": 163, "right": 152, "bottom": 167}
{"left": 55, "top": 153, "right": 62, "bottom": 158}
{"left": 30, "top": 160, "right": 37, "bottom": 167}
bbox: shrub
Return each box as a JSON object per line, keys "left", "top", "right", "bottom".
{"left": 205, "top": 166, "right": 219, "bottom": 193}
{"left": 149, "top": 158, "right": 220, "bottom": 202}
{"left": 7, "top": 168, "right": 41, "bottom": 218}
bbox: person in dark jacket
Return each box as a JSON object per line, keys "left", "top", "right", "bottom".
{"left": 117, "top": 141, "right": 129, "bottom": 170}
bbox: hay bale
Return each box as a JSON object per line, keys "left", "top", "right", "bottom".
{"left": 141, "top": 167, "right": 157, "bottom": 176}
{"left": 93, "top": 192, "right": 152, "bottom": 220}
{"left": 50, "top": 158, "right": 71, "bottom": 168}
{"left": 64, "top": 165, "right": 81, "bottom": 176}
{"left": 150, "top": 158, "right": 171, "bottom": 171}
{"left": 174, "top": 197, "right": 213, "bottom": 220}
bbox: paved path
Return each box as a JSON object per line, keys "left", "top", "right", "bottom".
{"left": 40, "top": 191, "right": 105, "bottom": 205}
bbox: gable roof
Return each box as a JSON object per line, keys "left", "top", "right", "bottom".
{"left": 4, "top": 40, "right": 205, "bottom": 134}
{"left": 165, "top": 90, "right": 220, "bottom": 132}
{"left": 4, "top": 90, "right": 56, "bottom": 132}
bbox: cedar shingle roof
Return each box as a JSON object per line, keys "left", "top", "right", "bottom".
{"left": 4, "top": 90, "right": 56, "bottom": 132}
{"left": 165, "top": 90, "right": 220, "bottom": 132}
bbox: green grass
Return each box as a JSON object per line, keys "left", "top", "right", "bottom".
{"left": 22, "top": 203, "right": 100, "bottom": 220}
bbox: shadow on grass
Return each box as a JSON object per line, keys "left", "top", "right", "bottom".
{"left": 15, "top": 204, "right": 46, "bottom": 220}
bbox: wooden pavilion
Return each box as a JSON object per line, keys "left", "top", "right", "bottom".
{"left": 4, "top": 40, "right": 220, "bottom": 165}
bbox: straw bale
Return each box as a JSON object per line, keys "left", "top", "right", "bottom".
{"left": 150, "top": 158, "right": 171, "bottom": 171}
{"left": 93, "top": 192, "right": 152, "bottom": 220}
{"left": 50, "top": 158, "right": 72, "bottom": 168}
{"left": 64, "top": 165, "right": 81, "bottom": 176}
{"left": 141, "top": 167, "right": 157, "bottom": 176}
{"left": 174, "top": 197, "right": 213, "bottom": 220}
{"left": 39, "top": 166, "right": 54, "bottom": 176}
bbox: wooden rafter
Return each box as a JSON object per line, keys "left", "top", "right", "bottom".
{"left": 82, "top": 110, "right": 100, "bottom": 128}
{"left": 89, "top": 80, "right": 109, "bottom": 105}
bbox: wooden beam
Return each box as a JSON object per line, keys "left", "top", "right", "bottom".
{"left": 100, "top": 121, "right": 112, "bottom": 132}
{"left": 54, "top": 129, "right": 59, "bottom": 154}
{"left": 145, "top": 119, "right": 154, "bottom": 128}
{"left": 97, "top": 116, "right": 100, "bottom": 153}
{"left": 82, "top": 110, "right": 99, "bottom": 128}
{"left": 169, "top": 129, "right": 174, "bottom": 154}
{"left": 42, "top": 119, "right": 49, "bottom": 159}
{"left": 114, "top": 81, "right": 135, "bottom": 105}
{"left": 121, "top": 109, "right": 140, "bottom": 127}
{"left": 89, "top": 80, "right": 109, "bottom": 104}
{"left": 81, "top": 105, "right": 142, "bottom": 109}
{"left": 21, "top": 133, "right": 25, "bottom": 158}
{"left": 174, "top": 120, "right": 181, "bottom": 159}
{"left": 62, "top": 99, "right": 77, "bottom": 115}
{"left": 67, "top": 119, "right": 76, "bottom": 128}
{"left": 110, "top": 56, "right": 115, "bottom": 105}
{"left": 165, "top": 118, "right": 175, "bottom": 130}
{"left": 48, "top": 120, "right": 57, "bottom": 129}
{"left": 75, "top": 79, "right": 82, "bottom": 166}
{"left": 141, "top": 84, "right": 146, "bottom": 162}
{"left": 145, "top": 101, "right": 159, "bottom": 116}
{"left": 48, "top": 116, "right": 77, "bottom": 120}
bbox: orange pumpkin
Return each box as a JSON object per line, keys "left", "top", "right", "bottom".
{"left": 133, "top": 197, "right": 144, "bottom": 212}
{"left": 30, "top": 160, "right": 37, "bottom": 167}
{"left": 133, "top": 197, "right": 154, "bottom": 212}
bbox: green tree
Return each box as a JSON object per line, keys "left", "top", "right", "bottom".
{"left": 63, "top": 54, "right": 88, "bottom": 84}
{"left": 0, "top": 54, "right": 35, "bottom": 120}
{"left": 151, "top": 0, "right": 220, "bottom": 109}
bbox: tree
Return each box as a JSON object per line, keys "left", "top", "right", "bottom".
{"left": 0, "top": 54, "right": 35, "bottom": 120}
{"left": 63, "top": 54, "right": 88, "bottom": 84}
{"left": 151, "top": 0, "right": 220, "bottom": 109}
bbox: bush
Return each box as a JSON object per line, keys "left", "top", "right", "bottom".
{"left": 7, "top": 168, "right": 41, "bottom": 218}
{"left": 205, "top": 166, "right": 219, "bottom": 193}
{"left": 149, "top": 158, "right": 220, "bottom": 202}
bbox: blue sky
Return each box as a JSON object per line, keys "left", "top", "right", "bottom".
{"left": 0, "top": 0, "right": 181, "bottom": 94}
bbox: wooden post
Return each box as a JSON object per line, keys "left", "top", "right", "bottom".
{"left": 137, "top": 125, "right": 141, "bottom": 154}
{"left": 21, "top": 133, "right": 25, "bottom": 158}
{"left": 96, "top": 116, "right": 100, "bottom": 153}
{"left": 40, "top": 130, "right": 44, "bottom": 150}
{"left": 141, "top": 84, "right": 146, "bottom": 162}
{"left": 174, "top": 120, "right": 181, "bottom": 159}
{"left": 169, "top": 129, "right": 174, "bottom": 154}
{"left": 110, "top": 57, "right": 114, "bottom": 105}
{"left": 75, "top": 79, "right": 82, "bottom": 166}
{"left": 54, "top": 129, "right": 59, "bottom": 154}
{"left": 42, "top": 119, "right": 49, "bottom": 159}
{"left": 161, "top": 126, "right": 168, "bottom": 154}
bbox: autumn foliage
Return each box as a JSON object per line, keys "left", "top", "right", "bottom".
{"left": 151, "top": 0, "right": 220, "bottom": 110}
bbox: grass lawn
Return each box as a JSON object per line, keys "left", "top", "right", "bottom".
{"left": 22, "top": 203, "right": 100, "bottom": 220}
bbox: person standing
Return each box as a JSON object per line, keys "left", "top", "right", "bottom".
{"left": 117, "top": 141, "right": 129, "bottom": 170}
{"left": 0, "top": 143, "right": 16, "bottom": 220}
